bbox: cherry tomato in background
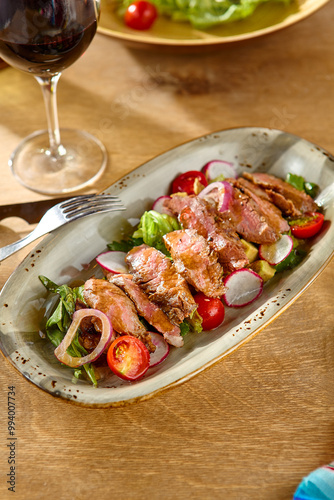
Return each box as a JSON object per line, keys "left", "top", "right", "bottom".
{"left": 107, "top": 335, "right": 150, "bottom": 381}
{"left": 124, "top": 1, "right": 158, "bottom": 30}
{"left": 289, "top": 212, "right": 324, "bottom": 239}
{"left": 194, "top": 292, "right": 225, "bottom": 331}
{"left": 171, "top": 170, "right": 208, "bottom": 195}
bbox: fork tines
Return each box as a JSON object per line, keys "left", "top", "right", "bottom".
{"left": 60, "top": 194, "right": 125, "bottom": 219}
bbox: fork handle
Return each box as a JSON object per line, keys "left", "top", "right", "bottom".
{"left": 0, "top": 225, "right": 48, "bottom": 262}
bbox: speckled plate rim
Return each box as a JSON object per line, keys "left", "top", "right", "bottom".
{"left": 0, "top": 126, "right": 333, "bottom": 408}
{"left": 97, "top": 0, "right": 330, "bottom": 47}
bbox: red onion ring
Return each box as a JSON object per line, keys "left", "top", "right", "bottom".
{"left": 198, "top": 181, "right": 233, "bottom": 212}
{"left": 54, "top": 308, "right": 113, "bottom": 368}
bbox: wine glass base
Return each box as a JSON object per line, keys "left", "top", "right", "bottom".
{"left": 9, "top": 129, "right": 107, "bottom": 195}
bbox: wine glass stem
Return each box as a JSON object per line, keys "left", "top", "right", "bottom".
{"left": 35, "top": 74, "right": 62, "bottom": 157}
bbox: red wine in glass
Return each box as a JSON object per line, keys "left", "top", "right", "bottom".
{"left": 0, "top": 1, "right": 106, "bottom": 194}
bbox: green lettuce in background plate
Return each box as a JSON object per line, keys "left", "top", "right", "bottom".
{"left": 117, "top": 0, "right": 293, "bottom": 29}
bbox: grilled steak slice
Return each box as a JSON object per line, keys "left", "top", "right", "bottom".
{"left": 126, "top": 244, "right": 197, "bottom": 325}
{"left": 235, "top": 177, "right": 272, "bottom": 202}
{"left": 242, "top": 172, "right": 318, "bottom": 216}
{"left": 265, "top": 190, "right": 302, "bottom": 218}
{"left": 229, "top": 178, "right": 290, "bottom": 235}
{"left": 83, "top": 278, "right": 155, "bottom": 352}
{"left": 110, "top": 274, "right": 183, "bottom": 347}
{"left": 165, "top": 195, "right": 248, "bottom": 274}
{"left": 204, "top": 180, "right": 288, "bottom": 242}
{"left": 75, "top": 301, "right": 101, "bottom": 352}
{"left": 79, "top": 330, "right": 100, "bottom": 352}
{"left": 163, "top": 229, "right": 226, "bottom": 298}
{"left": 223, "top": 185, "right": 280, "bottom": 244}
{"left": 163, "top": 194, "right": 198, "bottom": 217}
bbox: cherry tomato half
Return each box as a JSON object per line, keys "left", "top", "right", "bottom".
{"left": 107, "top": 335, "right": 150, "bottom": 381}
{"left": 290, "top": 212, "right": 324, "bottom": 239}
{"left": 124, "top": 1, "right": 158, "bottom": 30}
{"left": 171, "top": 170, "right": 208, "bottom": 195}
{"left": 194, "top": 292, "right": 225, "bottom": 331}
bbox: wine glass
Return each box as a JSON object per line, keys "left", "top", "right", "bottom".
{"left": 0, "top": 0, "right": 107, "bottom": 195}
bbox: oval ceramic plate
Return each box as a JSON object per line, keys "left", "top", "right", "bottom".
{"left": 98, "top": 0, "right": 330, "bottom": 49}
{"left": 0, "top": 127, "right": 333, "bottom": 407}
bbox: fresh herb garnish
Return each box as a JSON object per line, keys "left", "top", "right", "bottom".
{"left": 286, "top": 173, "right": 319, "bottom": 199}
{"left": 108, "top": 236, "right": 144, "bottom": 253}
{"left": 39, "top": 276, "right": 97, "bottom": 386}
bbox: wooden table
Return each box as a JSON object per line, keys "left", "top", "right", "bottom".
{"left": 0, "top": 3, "right": 334, "bottom": 499}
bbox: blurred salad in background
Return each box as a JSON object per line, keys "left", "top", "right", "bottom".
{"left": 118, "top": 0, "right": 294, "bottom": 30}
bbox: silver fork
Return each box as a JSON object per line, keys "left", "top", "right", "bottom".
{"left": 0, "top": 194, "right": 125, "bottom": 262}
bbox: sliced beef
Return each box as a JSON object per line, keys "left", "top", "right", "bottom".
{"left": 126, "top": 244, "right": 197, "bottom": 325}
{"left": 163, "top": 194, "right": 199, "bottom": 217}
{"left": 75, "top": 301, "right": 101, "bottom": 352}
{"left": 83, "top": 278, "right": 155, "bottom": 352}
{"left": 229, "top": 178, "right": 290, "bottom": 235}
{"left": 242, "top": 172, "right": 318, "bottom": 216}
{"left": 222, "top": 185, "right": 280, "bottom": 244}
{"left": 202, "top": 182, "right": 286, "bottom": 242}
{"left": 235, "top": 176, "right": 291, "bottom": 233}
{"left": 79, "top": 330, "right": 100, "bottom": 352}
{"left": 265, "top": 189, "right": 302, "bottom": 218}
{"left": 110, "top": 274, "right": 183, "bottom": 348}
{"left": 165, "top": 195, "right": 248, "bottom": 274}
{"left": 234, "top": 176, "right": 272, "bottom": 202}
{"left": 163, "top": 229, "right": 226, "bottom": 298}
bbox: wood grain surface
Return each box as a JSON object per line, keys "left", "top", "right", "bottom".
{"left": 0, "top": 2, "right": 333, "bottom": 499}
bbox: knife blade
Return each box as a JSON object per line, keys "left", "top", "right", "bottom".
{"left": 0, "top": 197, "right": 76, "bottom": 224}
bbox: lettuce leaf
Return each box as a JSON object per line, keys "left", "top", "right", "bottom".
{"left": 285, "top": 173, "right": 304, "bottom": 192}
{"left": 107, "top": 211, "right": 180, "bottom": 255}
{"left": 132, "top": 210, "right": 180, "bottom": 255}
{"left": 285, "top": 173, "right": 319, "bottom": 199}
{"left": 117, "top": 0, "right": 292, "bottom": 29}
{"left": 179, "top": 310, "right": 203, "bottom": 336}
{"left": 186, "top": 309, "right": 203, "bottom": 334}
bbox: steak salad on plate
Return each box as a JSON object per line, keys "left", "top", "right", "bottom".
{"left": 40, "top": 161, "right": 325, "bottom": 386}
{"left": 1, "top": 126, "right": 333, "bottom": 406}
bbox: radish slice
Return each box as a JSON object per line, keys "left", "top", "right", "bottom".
{"left": 198, "top": 180, "right": 233, "bottom": 212}
{"left": 202, "top": 160, "right": 237, "bottom": 181}
{"left": 259, "top": 235, "right": 294, "bottom": 265}
{"left": 152, "top": 195, "right": 173, "bottom": 215}
{"left": 148, "top": 332, "right": 170, "bottom": 367}
{"left": 96, "top": 251, "right": 128, "bottom": 274}
{"left": 223, "top": 269, "right": 263, "bottom": 307}
{"left": 54, "top": 309, "right": 113, "bottom": 368}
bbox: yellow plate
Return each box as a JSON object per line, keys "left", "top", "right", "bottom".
{"left": 98, "top": 0, "right": 330, "bottom": 49}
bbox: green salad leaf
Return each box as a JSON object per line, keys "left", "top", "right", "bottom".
{"left": 107, "top": 211, "right": 180, "bottom": 255}
{"left": 179, "top": 310, "right": 203, "bottom": 336}
{"left": 117, "top": 0, "right": 292, "bottom": 29}
{"left": 285, "top": 173, "right": 305, "bottom": 192}
{"left": 39, "top": 276, "right": 97, "bottom": 386}
{"left": 304, "top": 181, "right": 319, "bottom": 199}
{"left": 285, "top": 173, "right": 319, "bottom": 199}
{"left": 132, "top": 210, "right": 180, "bottom": 255}
{"left": 186, "top": 309, "right": 203, "bottom": 334}
{"left": 108, "top": 236, "right": 144, "bottom": 253}
{"left": 179, "top": 320, "right": 191, "bottom": 337}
